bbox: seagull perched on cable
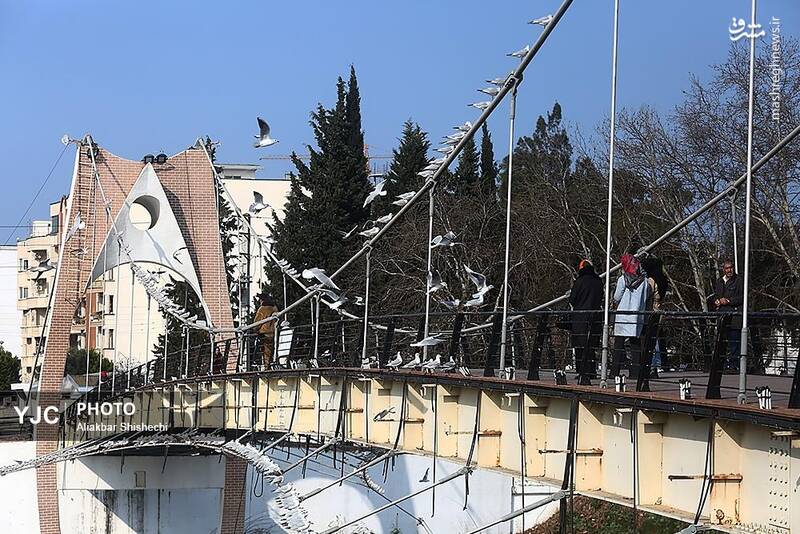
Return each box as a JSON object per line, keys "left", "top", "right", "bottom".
{"left": 385, "top": 351, "right": 403, "bottom": 368}
{"left": 427, "top": 270, "right": 447, "bottom": 294}
{"left": 486, "top": 77, "right": 507, "bottom": 86}
{"left": 375, "top": 213, "right": 393, "bottom": 224}
{"left": 395, "top": 191, "right": 416, "bottom": 205}
{"left": 508, "top": 45, "right": 531, "bottom": 59}
{"left": 358, "top": 226, "right": 379, "bottom": 238}
{"left": 249, "top": 191, "right": 268, "bottom": 215}
{"left": 65, "top": 213, "right": 85, "bottom": 242}
{"left": 363, "top": 180, "right": 386, "bottom": 207}
{"left": 454, "top": 121, "right": 473, "bottom": 132}
{"left": 529, "top": 15, "right": 553, "bottom": 26}
{"left": 445, "top": 132, "right": 466, "bottom": 142}
{"left": 253, "top": 117, "right": 278, "bottom": 148}
{"left": 401, "top": 353, "right": 421, "bottom": 369}
{"left": 479, "top": 86, "right": 501, "bottom": 97}
{"left": 469, "top": 101, "right": 491, "bottom": 111}
{"left": 435, "top": 145, "right": 455, "bottom": 155}
{"left": 431, "top": 231, "right": 459, "bottom": 248}
{"left": 411, "top": 334, "right": 445, "bottom": 348}
{"left": 418, "top": 169, "right": 436, "bottom": 180}
{"left": 302, "top": 267, "right": 340, "bottom": 291}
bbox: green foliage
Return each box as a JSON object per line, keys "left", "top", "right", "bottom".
{"left": 479, "top": 122, "right": 498, "bottom": 195}
{"left": 452, "top": 135, "right": 480, "bottom": 196}
{"left": 0, "top": 344, "right": 20, "bottom": 390}
{"left": 64, "top": 347, "right": 112, "bottom": 377}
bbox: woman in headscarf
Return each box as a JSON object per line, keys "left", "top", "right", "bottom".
{"left": 641, "top": 257, "right": 669, "bottom": 379}
{"left": 611, "top": 253, "right": 650, "bottom": 381}
{"left": 569, "top": 259, "right": 603, "bottom": 384}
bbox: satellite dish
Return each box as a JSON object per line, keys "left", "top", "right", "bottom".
{"left": 61, "top": 134, "right": 70, "bottom": 146}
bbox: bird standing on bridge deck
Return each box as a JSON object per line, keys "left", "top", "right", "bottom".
{"left": 385, "top": 351, "right": 403, "bottom": 368}
{"left": 249, "top": 191, "right": 268, "bottom": 215}
{"left": 437, "top": 356, "right": 456, "bottom": 373}
{"left": 421, "top": 354, "right": 442, "bottom": 373}
{"left": 253, "top": 117, "right": 278, "bottom": 148}
{"left": 301, "top": 267, "right": 340, "bottom": 291}
{"left": 363, "top": 180, "right": 387, "bottom": 207}
{"left": 401, "top": 353, "right": 421, "bottom": 369}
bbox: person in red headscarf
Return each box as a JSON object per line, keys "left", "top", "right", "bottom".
{"left": 611, "top": 253, "right": 650, "bottom": 382}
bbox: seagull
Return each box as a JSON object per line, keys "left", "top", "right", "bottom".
{"left": 411, "top": 335, "right": 445, "bottom": 348}
{"left": 479, "top": 86, "right": 501, "bottom": 97}
{"left": 353, "top": 296, "right": 365, "bottom": 306}
{"left": 418, "top": 169, "right": 436, "bottom": 179}
{"left": 324, "top": 293, "right": 348, "bottom": 310}
{"left": 469, "top": 101, "right": 491, "bottom": 111}
{"left": 248, "top": 191, "right": 268, "bottom": 215}
{"left": 401, "top": 353, "right": 421, "bottom": 369}
{"left": 253, "top": 117, "right": 278, "bottom": 148}
{"left": 373, "top": 407, "right": 395, "bottom": 422}
{"left": 301, "top": 267, "right": 340, "bottom": 291}
{"left": 427, "top": 270, "right": 447, "bottom": 294}
{"left": 529, "top": 15, "right": 553, "bottom": 26}
{"left": 454, "top": 122, "right": 473, "bottom": 132}
{"left": 464, "top": 264, "right": 493, "bottom": 297}
{"left": 358, "top": 226, "right": 379, "bottom": 238}
{"left": 65, "top": 213, "right": 85, "bottom": 242}
{"left": 375, "top": 213, "right": 392, "bottom": 224}
{"left": 445, "top": 132, "right": 466, "bottom": 142}
{"left": 392, "top": 191, "right": 416, "bottom": 207}
{"left": 508, "top": 45, "right": 531, "bottom": 59}
{"left": 337, "top": 225, "right": 358, "bottom": 240}
{"left": 434, "top": 146, "right": 455, "bottom": 155}
{"left": 464, "top": 294, "right": 485, "bottom": 308}
{"left": 30, "top": 258, "right": 54, "bottom": 279}
{"left": 419, "top": 468, "right": 430, "bottom": 483}
{"left": 385, "top": 351, "right": 403, "bottom": 368}
{"left": 437, "top": 356, "right": 456, "bottom": 373}
{"left": 438, "top": 298, "right": 461, "bottom": 310}
{"left": 173, "top": 247, "right": 189, "bottom": 264}
{"left": 486, "top": 77, "right": 507, "bottom": 86}
{"left": 363, "top": 180, "right": 386, "bottom": 207}
{"left": 431, "top": 231, "right": 459, "bottom": 248}
{"left": 421, "top": 353, "right": 441, "bottom": 372}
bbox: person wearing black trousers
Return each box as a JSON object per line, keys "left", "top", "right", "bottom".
{"left": 569, "top": 260, "right": 603, "bottom": 385}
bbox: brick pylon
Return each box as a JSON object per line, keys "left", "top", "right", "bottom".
{"left": 34, "top": 141, "right": 244, "bottom": 533}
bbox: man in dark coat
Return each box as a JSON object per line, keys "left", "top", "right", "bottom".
{"left": 710, "top": 259, "right": 744, "bottom": 371}
{"left": 569, "top": 260, "right": 603, "bottom": 384}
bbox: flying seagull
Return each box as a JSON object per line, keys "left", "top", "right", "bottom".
{"left": 438, "top": 298, "right": 461, "bottom": 310}
{"left": 253, "top": 117, "right": 278, "bottom": 148}
{"left": 419, "top": 468, "right": 430, "bottom": 483}
{"left": 431, "top": 231, "right": 459, "bottom": 248}
{"left": 337, "top": 225, "right": 358, "bottom": 240}
{"left": 464, "top": 264, "right": 493, "bottom": 297}
{"left": 529, "top": 15, "right": 553, "bottom": 26}
{"left": 427, "top": 270, "right": 447, "bottom": 294}
{"left": 508, "top": 45, "right": 531, "bottom": 59}
{"left": 464, "top": 294, "right": 485, "bottom": 308}
{"left": 65, "top": 213, "right": 85, "bottom": 242}
{"left": 249, "top": 191, "right": 268, "bottom": 215}
{"left": 363, "top": 180, "right": 387, "bottom": 207}
{"left": 373, "top": 407, "right": 395, "bottom": 422}
{"left": 411, "top": 334, "right": 445, "bottom": 348}
{"left": 301, "top": 267, "right": 340, "bottom": 291}
{"left": 173, "top": 246, "right": 189, "bottom": 264}
{"left": 30, "top": 258, "right": 54, "bottom": 280}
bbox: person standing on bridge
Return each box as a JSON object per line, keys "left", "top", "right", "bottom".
{"left": 569, "top": 259, "right": 603, "bottom": 385}
{"left": 253, "top": 293, "right": 279, "bottom": 369}
{"left": 611, "top": 254, "right": 650, "bottom": 381}
{"left": 710, "top": 259, "right": 743, "bottom": 372}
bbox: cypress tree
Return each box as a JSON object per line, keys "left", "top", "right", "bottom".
{"left": 377, "top": 120, "right": 431, "bottom": 211}
{"left": 452, "top": 135, "right": 480, "bottom": 196}
{"left": 479, "top": 122, "right": 498, "bottom": 196}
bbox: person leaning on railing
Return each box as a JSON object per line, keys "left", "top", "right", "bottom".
{"left": 708, "top": 259, "right": 744, "bottom": 372}
{"left": 611, "top": 254, "right": 650, "bottom": 381}
{"left": 253, "top": 293, "right": 279, "bottom": 369}
{"left": 569, "top": 259, "right": 603, "bottom": 384}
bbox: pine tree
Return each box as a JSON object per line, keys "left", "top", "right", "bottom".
{"left": 452, "top": 136, "right": 480, "bottom": 196}
{"left": 377, "top": 119, "right": 430, "bottom": 211}
{"left": 479, "top": 123, "right": 498, "bottom": 196}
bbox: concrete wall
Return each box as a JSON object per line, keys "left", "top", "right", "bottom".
{"left": 0, "top": 245, "right": 22, "bottom": 356}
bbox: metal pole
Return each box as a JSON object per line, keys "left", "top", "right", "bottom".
{"left": 466, "top": 490, "right": 567, "bottom": 534}
{"left": 126, "top": 265, "right": 135, "bottom": 389}
{"left": 144, "top": 294, "right": 151, "bottom": 370}
{"left": 499, "top": 86, "right": 519, "bottom": 376}
{"left": 739, "top": 0, "right": 759, "bottom": 404}
{"left": 423, "top": 189, "right": 435, "bottom": 360}
{"left": 313, "top": 295, "right": 321, "bottom": 362}
{"left": 300, "top": 449, "right": 397, "bottom": 502}
{"left": 162, "top": 321, "right": 168, "bottom": 381}
{"left": 111, "top": 254, "right": 121, "bottom": 395}
{"left": 730, "top": 193, "right": 739, "bottom": 272}
{"left": 600, "top": 0, "right": 621, "bottom": 389}
{"left": 361, "top": 248, "right": 372, "bottom": 365}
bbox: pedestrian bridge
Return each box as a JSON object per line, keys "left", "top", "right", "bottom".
{"left": 23, "top": 368, "right": 795, "bottom": 533}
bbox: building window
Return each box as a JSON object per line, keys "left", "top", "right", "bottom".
{"left": 26, "top": 338, "right": 32, "bottom": 345}
{"left": 107, "top": 295, "right": 115, "bottom": 314}
{"left": 106, "top": 329, "right": 114, "bottom": 349}
{"left": 18, "top": 259, "right": 28, "bottom": 271}
{"left": 51, "top": 215, "right": 60, "bottom": 236}
{"left": 19, "top": 287, "right": 28, "bottom": 299}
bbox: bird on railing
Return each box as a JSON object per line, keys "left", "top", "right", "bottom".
{"left": 401, "top": 353, "right": 421, "bottom": 369}
{"left": 437, "top": 356, "right": 456, "bottom": 373}
{"left": 385, "top": 351, "right": 403, "bottom": 368}
{"left": 421, "top": 354, "right": 442, "bottom": 373}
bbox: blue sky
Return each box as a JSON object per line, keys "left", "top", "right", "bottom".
{"left": 0, "top": 0, "right": 796, "bottom": 243}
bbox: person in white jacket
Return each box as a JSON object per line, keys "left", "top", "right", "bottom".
{"left": 610, "top": 254, "right": 650, "bottom": 380}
